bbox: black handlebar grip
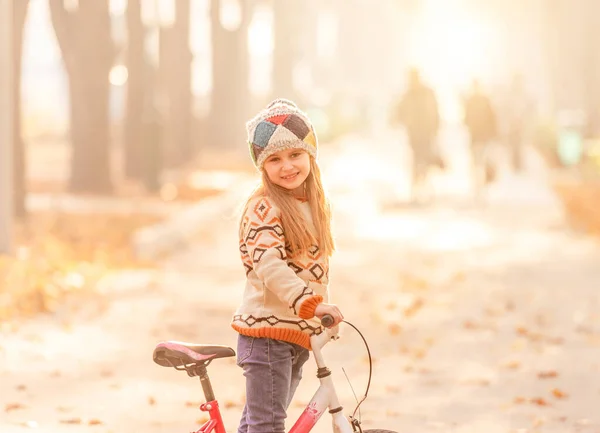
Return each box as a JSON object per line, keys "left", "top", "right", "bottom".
{"left": 321, "top": 314, "right": 334, "bottom": 327}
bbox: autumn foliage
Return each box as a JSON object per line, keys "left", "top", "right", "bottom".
{"left": 554, "top": 179, "right": 600, "bottom": 237}
{"left": 0, "top": 212, "right": 159, "bottom": 321}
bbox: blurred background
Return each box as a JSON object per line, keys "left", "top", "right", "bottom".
{"left": 2, "top": 1, "right": 600, "bottom": 432}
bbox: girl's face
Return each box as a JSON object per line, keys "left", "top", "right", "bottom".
{"left": 263, "top": 148, "right": 311, "bottom": 195}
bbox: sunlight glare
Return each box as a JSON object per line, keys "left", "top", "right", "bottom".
{"left": 220, "top": 0, "right": 242, "bottom": 31}
{"left": 141, "top": 0, "right": 174, "bottom": 27}
{"left": 316, "top": 11, "right": 338, "bottom": 58}
{"left": 407, "top": 0, "right": 500, "bottom": 123}
{"left": 109, "top": 0, "right": 126, "bottom": 16}
{"left": 109, "top": 65, "right": 129, "bottom": 86}
{"left": 63, "top": 0, "right": 79, "bottom": 12}
{"left": 248, "top": 5, "right": 273, "bottom": 96}
{"left": 248, "top": 7, "right": 273, "bottom": 56}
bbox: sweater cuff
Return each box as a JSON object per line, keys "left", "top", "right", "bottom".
{"left": 298, "top": 295, "right": 324, "bottom": 319}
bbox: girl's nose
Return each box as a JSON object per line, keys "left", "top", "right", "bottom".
{"left": 282, "top": 158, "right": 294, "bottom": 170}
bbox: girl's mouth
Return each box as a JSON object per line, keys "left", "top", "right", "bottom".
{"left": 281, "top": 173, "right": 299, "bottom": 180}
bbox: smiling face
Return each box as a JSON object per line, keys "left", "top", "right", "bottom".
{"left": 262, "top": 148, "right": 311, "bottom": 195}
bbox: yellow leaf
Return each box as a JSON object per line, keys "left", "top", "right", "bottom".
{"left": 551, "top": 388, "right": 568, "bottom": 399}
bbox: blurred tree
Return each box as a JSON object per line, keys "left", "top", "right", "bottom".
{"left": 210, "top": 0, "right": 254, "bottom": 149}
{"left": 124, "top": 0, "right": 145, "bottom": 180}
{"left": 13, "top": 0, "right": 29, "bottom": 219}
{"left": 160, "top": 0, "right": 193, "bottom": 167}
{"left": 271, "top": 0, "right": 301, "bottom": 102}
{"left": 49, "top": 0, "right": 114, "bottom": 193}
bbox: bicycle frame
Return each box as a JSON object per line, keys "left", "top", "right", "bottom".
{"left": 195, "top": 325, "right": 353, "bottom": 433}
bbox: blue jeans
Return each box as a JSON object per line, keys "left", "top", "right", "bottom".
{"left": 236, "top": 335, "right": 310, "bottom": 433}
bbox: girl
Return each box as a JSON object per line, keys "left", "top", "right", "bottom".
{"left": 232, "top": 99, "right": 343, "bottom": 433}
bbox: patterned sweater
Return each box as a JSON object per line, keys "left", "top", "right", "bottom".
{"left": 231, "top": 195, "right": 329, "bottom": 350}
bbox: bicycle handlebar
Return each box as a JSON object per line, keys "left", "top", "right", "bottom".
{"left": 320, "top": 314, "right": 335, "bottom": 328}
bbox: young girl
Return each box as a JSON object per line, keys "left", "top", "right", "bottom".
{"left": 232, "top": 99, "right": 343, "bottom": 433}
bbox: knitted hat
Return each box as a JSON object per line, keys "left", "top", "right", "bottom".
{"left": 246, "top": 99, "right": 318, "bottom": 168}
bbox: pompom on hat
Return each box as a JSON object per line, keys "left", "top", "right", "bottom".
{"left": 246, "top": 98, "right": 318, "bottom": 168}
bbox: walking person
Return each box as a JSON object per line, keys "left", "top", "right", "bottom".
{"left": 392, "top": 68, "right": 442, "bottom": 203}
{"left": 463, "top": 79, "right": 498, "bottom": 200}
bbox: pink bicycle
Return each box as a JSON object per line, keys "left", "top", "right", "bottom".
{"left": 153, "top": 315, "right": 397, "bottom": 433}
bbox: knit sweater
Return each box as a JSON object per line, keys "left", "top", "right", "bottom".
{"left": 231, "top": 195, "right": 329, "bottom": 350}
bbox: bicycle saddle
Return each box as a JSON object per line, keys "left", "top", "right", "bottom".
{"left": 153, "top": 341, "right": 235, "bottom": 367}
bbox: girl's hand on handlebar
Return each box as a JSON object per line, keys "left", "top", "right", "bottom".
{"left": 314, "top": 303, "right": 344, "bottom": 327}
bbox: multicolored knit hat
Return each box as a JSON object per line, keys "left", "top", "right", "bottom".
{"left": 246, "top": 99, "right": 318, "bottom": 168}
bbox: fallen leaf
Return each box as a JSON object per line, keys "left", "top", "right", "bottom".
{"left": 404, "top": 297, "right": 424, "bottom": 317}
{"left": 223, "top": 400, "right": 239, "bottom": 409}
{"left": 538, "top": 370, "right": 558, "bottom": 379}
{"left": 197, "top": 416, "right": 209, "bottom": 425}
{"left": 413, "top": 348, "right": 427, "bottom": 359}
{"left": 56, "top": 406, "right": 73, "bottom": 413}
{"left": 503, "top": 361, "right": 521, "bottom": 370}
{"left": 388, "top": 323, "right": 401, "bottom": 335}
{"left": 5, "top": 403, "right": 26, "bottom": 412}
{"left": 185, "top": 401, "right": 202, "bottom": 408}
{"left": 532, "top": 417, "right": 545, "bottom": 428}
{"left": 88, "top": 419, "right": 103, "bottom": 425}
{"left": 516, "top": 326, "right": 529, "bottom": 336}
{"left": 461, "top": 378, "right": 490, "bottom": 387}
{"left": 100, "top": 370, "right": 113, "bottom": 378}
{"left": 451, "top": 272, "right": 466, "bottom": 282}
{"left": 513, "top": 397, "right": 526, "bottom": 404}
{"left": 60, "top": 418, "right": 82, "bottom": 424}
{"left": 551, "top": 388, "right": 568, "bottom": 399}
{"left": 463, "top": 320, "right": 478, "bottom": 329}
{"left": 148, "top": 396, "right": 156, "bottom": 405}
{"left": 531, "top": 397, "right": 550, "bottom": 406}
{"left": 16, "top": 384, "right": 27, "bottom": 391}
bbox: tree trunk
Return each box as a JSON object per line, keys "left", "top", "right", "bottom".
{"left": 124, "top": 0, "right": 145, "bottom": 179}
{"left": 13, "top": 0, "right": 29, "bottom": 219}
{"left": 48, "top": 0, "right": 114, "bottom": 193}
{"left": 210, "top": 0, "right": 253, "bottom": 149}
{"left": 161, "top": 0, "right": 193, "bottom": 167}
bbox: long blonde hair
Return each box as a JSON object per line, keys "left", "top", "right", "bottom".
{"left": 241, "top": 157, "right": 335, "bottom": 257}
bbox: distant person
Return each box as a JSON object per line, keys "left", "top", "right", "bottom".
{"left": 501, "top": 74, "right": 533, "bottom": 173}
{"left": 463, "top": 79, "right": 498, "bottom": 198}
{"left": 233, "top": 99, "right": 343, "bottom": 433}
{"left": 392, "top": 68, "right": 442, "bottom": 203}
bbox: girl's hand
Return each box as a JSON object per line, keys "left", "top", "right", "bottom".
{"left": 314, "top": 303, "right": 344, "bottom": 327}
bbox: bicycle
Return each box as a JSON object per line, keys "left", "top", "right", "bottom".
{"left": 153, "top": 315, "right": 398, "bottom": 433}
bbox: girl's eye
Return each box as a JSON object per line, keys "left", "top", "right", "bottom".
{"left": 291, "top": 152, "right": 300, "bottom": 158}
{"left": 269, "top": 157, "right": 280, "bottom": 163}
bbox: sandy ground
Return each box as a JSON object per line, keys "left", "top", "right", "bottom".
{"left": 2, "top": 133, "right": 600, "bottom": 433}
